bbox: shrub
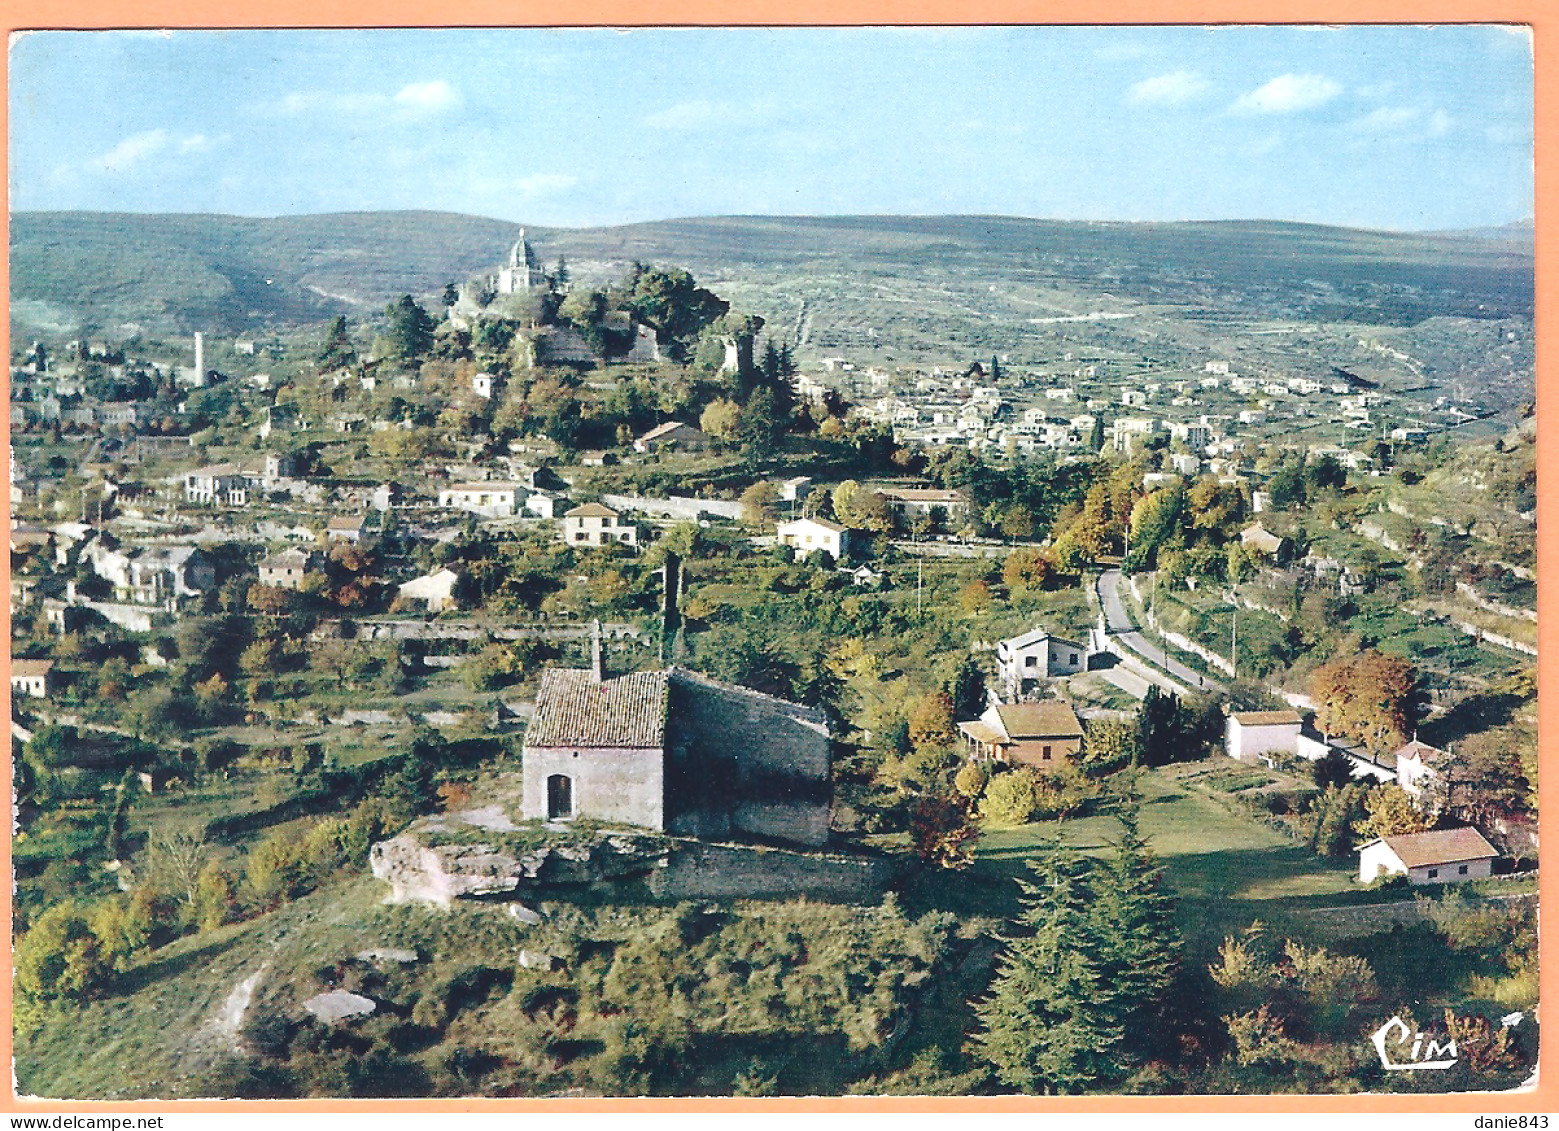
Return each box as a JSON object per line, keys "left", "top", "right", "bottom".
{"left": 953, "top": 761, "right": 989, "bottom": 800}
{"left": 981, "top": 768, "right": 1040, "bottom": 826}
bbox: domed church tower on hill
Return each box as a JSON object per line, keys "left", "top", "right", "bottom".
{"left": 497, "top": 229, "right": 547, "bottom": 294}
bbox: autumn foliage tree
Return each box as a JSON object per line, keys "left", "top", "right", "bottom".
{"left": 1353, "top": 784, "right": 1432, "bottom": 840}
{"left": 1308, "top": 650, "right": 1420, "bottom": 757}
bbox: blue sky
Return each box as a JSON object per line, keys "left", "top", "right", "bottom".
{"left": 7, "top": 25, "right": 1534, "bottom": 231}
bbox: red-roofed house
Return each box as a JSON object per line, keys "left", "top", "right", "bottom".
{"left": 958, "top": 700, "right": 1084, "bottom": 771}
{"left": 1357, "top": 826, "right": 1498, "bottom": 886}
{"left": 633, "top": 421, "right": 712, "bottom": 454}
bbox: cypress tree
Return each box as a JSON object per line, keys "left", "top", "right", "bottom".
{"left": 975, "top": 846, "right": 1127, "bottom": 1093}
{"left": 975, "top": 799, "right": 1181, "bottom": 1093}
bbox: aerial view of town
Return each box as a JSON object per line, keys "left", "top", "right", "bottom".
{"left": 6, "top": 25, "right": 1539, "bottom": 1100}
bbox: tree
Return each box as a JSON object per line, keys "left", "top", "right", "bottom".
{"left": 621, "top": 264, "right": 729, "bottom": 361}
{"left": 910, "top": 794, "right": 977, "bottom": 868}
{"left": 699, "top": 398, "right": 742, "bottom": 443}
{"left": 144, "top": 826, "right": 209, "bottom": 907}
{"left": 382, "top": 295, "right": 435, "bottom": 361}
{"left": 1082, "top": 718, "right": 1140, "bottom": 776}
{"left": 975, "top": 847, "right": 1127, "bottom": 1093}
{"left": 739, "top": 481, "right": 779, "bottom": 526}
{"left": 1309, "top": 651, "right": 1420, "bottom": 757}
{"left": 907, "top": 690, "right": 957, "bottom": 748}
{"left": 1135, "top": 686, "right": 1196, "bottom": 767}
{"left": 317, "top": 316, "right": 356, "bottom": 371}
{"left": 981, "top": 768, "right": 1041, "bottom": 826}
{"left": 15, "top": 902, "right": 111, "bottom": 1007}
{"left": 1309, "top": 783, "right": 1369, "bottom": 857}
{"left": 1090, "top": 802, "right": 1180, "bottom": 1061}
{"left": 1003, "top": 547, "right": 1056, "bottom": 593}
{"left": 1354, "top": 784, "right": 1431, "bottom": 840}
{"left": 958, "top": 579, "right": 993, "bottom": 614}
{"left": 832, "top": 480, "right": 893, "bottom": 534}
{"left": 954, "top": 761, "right": 990, "bottom": 800}
{"left": 947, "top": 656, "right": 987, "bottom": 721}
{"left": 738, "top": 387, "right": 783, "bottom": 459}
{"left": 1435, "top": 731, "right": 1533, "bottom": 828}
{"left": 1311, "top": 748, "right": 1356, "bottom": 790}
{"left": 1126, "top": 484, "right": 1185, "bottom": 571}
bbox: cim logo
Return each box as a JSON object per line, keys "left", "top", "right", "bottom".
{"left": 1372, "top": 1015, "right": 1459, "bottom": 1071}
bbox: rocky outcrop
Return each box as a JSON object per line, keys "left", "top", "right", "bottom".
{"left": 302, "top": 990, "right": 377, "bottom": 1023}
{"left": 370, "top": 836, "right": 525, "bottom": 906}
{"left": 369, "top": 827, "right": 673, "bottom": 907}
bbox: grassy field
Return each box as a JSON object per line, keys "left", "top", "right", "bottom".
{"left": 905, "top": 762, "right": 1359, "bottom": 958}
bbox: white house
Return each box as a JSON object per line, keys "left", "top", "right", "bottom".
{"left": 524, "top": 491, "right": 568, "bottom": 519}
{"left": 778, "top": 476, "right": 814, "bottom": 502}
{"left": 397, "top": 568, "right": 461, "bottom": 612}
{"left": 1225, "top": 709, "right": 1303, "bottom": 762}
{"left": 562, "top": 503, "right": 637, "bottom": 548}
{"left": 326, "top": 515, "right": 367, "bottom": 544}
{"left": 995, "top": 627, "right": 1088, "bottom": 700}
{"left": 472, "top": 373, "right": 496, "bottom": 400}
{"left": 439, "top": 482, "right": 524, "bottom": 518}
{"left": 1357, "top": 827, "right": 1498, "bottom": 886}
{"left": 1396, "top": 738, "right": 1451, "bottom": 799}
{"left": 184, "top": 463, "right": 249, "bottom": 506}
{"left": 874, "top": 487, "right": 971, "bottom": 524}
{"left": 10, "top": 658, "right": 56, "bottom": 698}
{"left": 258, "top": 548, "right": 319, "bottom": 591}
{"left": 776, "top": 517, "right": 852, "bottom": 562}
{"left": 1112, "top": 417, "right": 1160, "bottom": 452}
{"left": 1240, "top": 523, "right": 1289, "bottom": 560}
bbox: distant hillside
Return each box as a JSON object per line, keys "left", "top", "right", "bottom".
{"left": 10, "top": 210, "right": 526, "bottom": 336}
{"left": 10, "top": 210, "right": 1534, "bottom": 338}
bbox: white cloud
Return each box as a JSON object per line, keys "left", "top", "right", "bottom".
{"left": 393, "top": 80, "right": 460, "bottom": 113}
{"left": 1127, "top": 70, "right": 1211, "bottom": 107}
{"left": 89, "top": 128, "right": 220, "bottom": 174}
{"left": 1233, "top": 73, "right": 1342, "bottom": 114}
{"left": 513, "top": 173, "right": 578, "bottom": 196}
{"left": 94, "top": 129, "right": 168, "bottom": 172}
{"left": 266, "top": 81, "right": 460, "bottom": 119}
{"left": 1347, "top": 106, "right": 1456, "bottom": 140}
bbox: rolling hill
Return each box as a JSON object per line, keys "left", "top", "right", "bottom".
{"left": 9, "top": 210, "right": 1534, "bottom": 339}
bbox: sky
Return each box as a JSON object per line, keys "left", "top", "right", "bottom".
{"left": 7, "top": 25, "right": 1535, "bottom": 231}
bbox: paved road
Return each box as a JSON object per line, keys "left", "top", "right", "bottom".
{"left": 1095, "top": 569, "right": 1227, "bottom": 696}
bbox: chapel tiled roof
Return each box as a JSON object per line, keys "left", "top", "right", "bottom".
{"left": 525, "top": 669, "right": 670, "bottom": 748}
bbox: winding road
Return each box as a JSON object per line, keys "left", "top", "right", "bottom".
{"left": 1095, "top": 568, "right": 1228, "bottom": 696}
